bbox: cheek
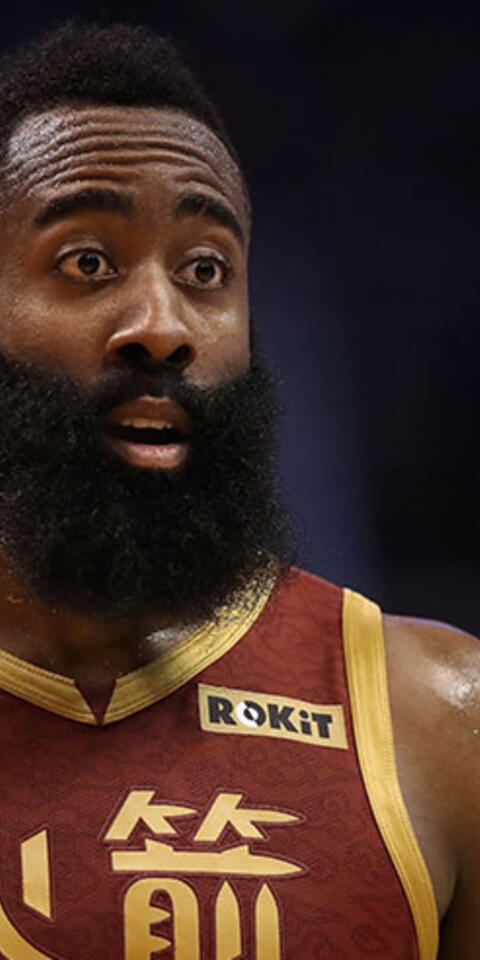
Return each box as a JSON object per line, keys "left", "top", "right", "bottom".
{"left": 0, "top": 281, "right": 103, "bottom": 376}
{"left": 192, "top": 305, "right": 251, "bottom": 384}
{"left": 0, "top": 226, "right": 111, "bottom": 377}
{"left": 191, "top": 270, "right": 251, "bottom": 382}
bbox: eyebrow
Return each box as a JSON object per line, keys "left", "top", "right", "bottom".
{"left": 33, "top": 187, "right": 135, "bottom": 228}
{"left": 33, "top": 185, "right": 246, "bottom": 247}
{"left": 175, "top": 192, "right": 245, "bottom": 248}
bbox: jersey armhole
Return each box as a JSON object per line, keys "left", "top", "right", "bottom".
{"left": 343, "top": 588, "right": 439, "bottom": 960}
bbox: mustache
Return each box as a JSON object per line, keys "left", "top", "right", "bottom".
{"left": 91, "top": 365, "right": 268, "bottom": 446}
{"left": 92, "top": 367, "right": 211, "bottom": 422}
{"left": 0, "top": 349, "right": 260, "bottom": 435}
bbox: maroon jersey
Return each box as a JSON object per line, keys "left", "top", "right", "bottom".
{"left": 0, "top": 569, "right": 437, "bottom": 959}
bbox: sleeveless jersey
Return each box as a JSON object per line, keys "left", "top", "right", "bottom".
{"left": 0, "top": 568, "right": 438, "bottom": 959}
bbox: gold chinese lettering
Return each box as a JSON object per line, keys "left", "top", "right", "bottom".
{"left": 124, "top": 878, "right": 200, "bottom": 960}
{"left": 215, "top": 881, "right": 241, "bottom": 960}
{"left": 255, "top": 884, "right": 281, "bottom": 960}
{"left": 105, "top": 790, "right": 196, "bottom": 841}
{"left": 21, "top": 829, "right": 52, "bottom": 919}
{"left": 193, "top": 792, "right": 299, "bottom": 842}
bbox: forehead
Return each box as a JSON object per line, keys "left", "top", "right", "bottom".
{"left": 2, "top": 105, "right": 249, "bottom": 228}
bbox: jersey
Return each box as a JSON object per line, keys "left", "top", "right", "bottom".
{"left": 0, "top": 568, "right": 438, "bottom": 959}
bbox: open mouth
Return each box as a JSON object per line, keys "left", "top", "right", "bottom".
{"left": 104, "top": 398, "right": 192, "bottom": 470}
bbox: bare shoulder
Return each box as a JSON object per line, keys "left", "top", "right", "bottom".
{"left": 383, "top": 613, "right": 480, "bottom": 779}
{"left": 383, "top": 613, "right": 480, "bottom": 957}
{"left": 383, "top": 612, "right": 480, "bottom": 736}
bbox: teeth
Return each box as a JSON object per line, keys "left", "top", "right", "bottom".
{"left": 120, "top": 418, "right": 174, "bottom": 430}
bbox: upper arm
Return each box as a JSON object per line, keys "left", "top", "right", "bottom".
{"left": 383, "top": 613, "right": 480, "bottom": 957}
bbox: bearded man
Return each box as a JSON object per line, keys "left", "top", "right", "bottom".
{"left": 0, "top": 20, "right": 475, "bottom": 960}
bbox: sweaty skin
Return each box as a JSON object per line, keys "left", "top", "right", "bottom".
{"left": 384, "top": 615, "right": 480, "bottom": 957}
{"left": 0, "top": 104, "right": 477, "bottom": 955}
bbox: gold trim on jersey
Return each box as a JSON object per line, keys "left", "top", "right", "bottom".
{"left": 342, "top": 588, "right": 439, "bottom": 960}
{"left": 0, "top": 577, "right": 275, "bottom": 726}
{"left": 0, "top": 647, "right": 93, "bottom": 723}
{"left": 104, "top": 580, "right": 274, "bottom": 724}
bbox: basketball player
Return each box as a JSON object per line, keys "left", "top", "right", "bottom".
{"left": 0, "top": 20, "right": 474, "bottom": 959}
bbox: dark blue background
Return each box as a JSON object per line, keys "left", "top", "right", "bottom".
{"left": 2, "top": 1, "right": 479, "bottom": 631}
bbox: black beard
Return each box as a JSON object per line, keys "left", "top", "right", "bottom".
{"left": 0, "top": 351, "right": 294, "bottom": 623}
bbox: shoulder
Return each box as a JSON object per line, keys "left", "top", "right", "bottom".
{"left": 383, "top": 612, "right": 480, "bottom": 946}
{"left": 383, "top": 612, "right": 480, "bottom": 747}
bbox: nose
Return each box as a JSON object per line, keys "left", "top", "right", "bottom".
{"left": 104, "top": 265, "right": 195, "bottom": 371}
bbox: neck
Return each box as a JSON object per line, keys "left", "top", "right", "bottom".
{"left": 0, "top": 552, "right": 191, "bottom": 684}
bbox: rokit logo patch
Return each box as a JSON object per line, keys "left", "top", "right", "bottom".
{"left": 198, "top": 684, "right": 348, "bottom": 749}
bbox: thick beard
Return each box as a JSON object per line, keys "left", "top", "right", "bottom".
{"left": 0, "top": 351, "right": 294, "bottom": 624}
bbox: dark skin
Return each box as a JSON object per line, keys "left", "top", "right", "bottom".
{"left": 384, "top": 615, "right": 480, "bottom": 957}
{"left": 0, "top": 105, "right": 250, "bottom": 682}
{"left": 0, "top": 104, "right": 477, "bottom": 954}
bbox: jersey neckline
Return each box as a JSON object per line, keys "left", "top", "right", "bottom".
{"left": 0, "top": 577, "right": 276, "bottom": 726}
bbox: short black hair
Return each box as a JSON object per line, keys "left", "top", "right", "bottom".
{"left": 0, "top": 20, "right": 241, "bottom": 171}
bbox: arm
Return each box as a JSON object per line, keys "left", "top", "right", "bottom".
{"left": 383, "top": 613, "right": 480, "bottom": 958}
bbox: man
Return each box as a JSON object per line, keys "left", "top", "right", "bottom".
{"left": 0, "top": 19, "right": 475, "bottom": 960}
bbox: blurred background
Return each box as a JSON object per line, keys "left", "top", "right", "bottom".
{"left": 1, "top": 0, "right": 478, "bottom": 632}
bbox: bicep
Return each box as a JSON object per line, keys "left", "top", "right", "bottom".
{"left": 383, "top": 613, "right": 480, "bottom": 957}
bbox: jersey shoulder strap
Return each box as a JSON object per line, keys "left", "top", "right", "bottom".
{"left": 343, "top": 588, "right": 439, "bottom": 960}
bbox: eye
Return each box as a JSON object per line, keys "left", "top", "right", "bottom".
{"left": 55, "top": 248, "right": 117, "bottom": 281}
{"left": 177, "top": 256, "right": 230, "bottom": 289}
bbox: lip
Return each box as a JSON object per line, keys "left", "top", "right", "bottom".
{"left": 106, "top": 395, "right": 192, "bottom": 432}
{"left": 104, "top": 395, "right": 192, "bottom": 470}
